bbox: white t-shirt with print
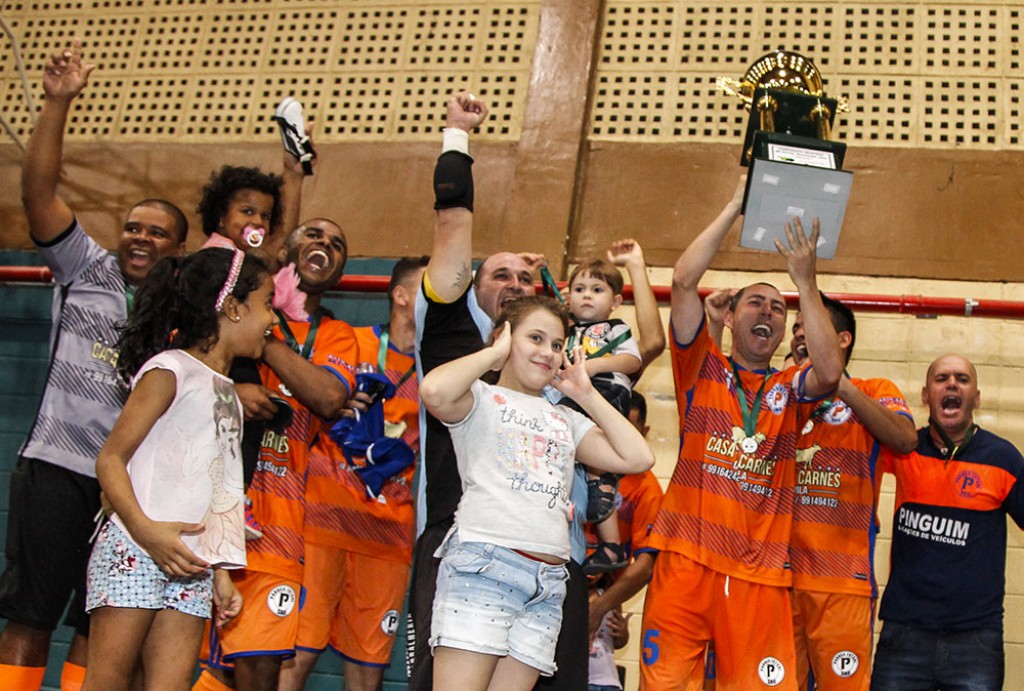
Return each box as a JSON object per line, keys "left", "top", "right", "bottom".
{"left": 111, "top": 349, "right": 246, "bottom": 569}
{"left": 446, "top": 380, "right": 595, "bottom": 561}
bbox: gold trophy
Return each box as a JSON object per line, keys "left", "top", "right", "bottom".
{"left": 718, "top": 51, "right": 852, "bottom": 258}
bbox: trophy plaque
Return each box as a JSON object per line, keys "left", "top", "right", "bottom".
{"left": 718, "top": 51, "right": 852, "bottom": 259}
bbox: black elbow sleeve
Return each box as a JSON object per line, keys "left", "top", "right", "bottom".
{"left": 433, "top": 151, "right": 474, "bottom": 212}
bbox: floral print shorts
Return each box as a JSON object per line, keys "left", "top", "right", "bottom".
{"left": 85, "top": 521, "right": 212, "bottom": 619}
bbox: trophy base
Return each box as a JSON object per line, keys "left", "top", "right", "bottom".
{"left": 740, "top": 158, "right": 853, "bottom": 260}
{"left": 750, "top": 130, "right": 847, "bottom": 170}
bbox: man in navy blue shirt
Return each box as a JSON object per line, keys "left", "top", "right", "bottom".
{"left": 873, "top": 353, "right": 1024, "bottom": 691}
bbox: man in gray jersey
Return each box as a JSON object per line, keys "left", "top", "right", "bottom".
{"left": 0, "top": 40, "right": 187, "bottom": 690}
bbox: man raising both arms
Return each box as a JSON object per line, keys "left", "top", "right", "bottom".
{"left": 640, "top": 179, "right": 843, "bottom": 690}
{"left": 0, "top": 40, "right": 186, "bottom": 691}
{"left": 784, "top": 300, "right": 916, "bottom": 690}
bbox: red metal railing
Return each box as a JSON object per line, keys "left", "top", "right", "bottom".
{"left": 2, "top": 267, "right": 1021, "bottom": 319}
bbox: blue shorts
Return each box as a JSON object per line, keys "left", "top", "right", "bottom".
{"left": 430, "top": 531, "right": 568, "bottom": 676}
{"left": 85, "top": 521, "right": 213, "bottom": 619}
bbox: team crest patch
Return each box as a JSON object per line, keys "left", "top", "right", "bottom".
{"left": 758, "top": 656, "right": 785, "bottom": 686}
{"left": 381, "top": 608, "right": 401, "bottom": 636}
{"left": 831, "top": 651, "right": 859, "bottom": 678}
{"left": 823, "top": 400, "right": 853, "bottom": 425}
{"left": 585, "top": 322, "right": 611, "bottom": 338}
{"left": 267, "top": 585, "right": 297, "bottom": 617}
{"left": 955, "top": 469, "right": 983, "bottom": 499}
{"left": 765, "top": 384, "right": 789, "bottom": 414}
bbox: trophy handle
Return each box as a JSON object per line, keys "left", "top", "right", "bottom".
{"left": 810, "top": 100, "right": 833, "bottom": 141}
{"left": 756, "top": 93, "right": 778, "bottom": 133}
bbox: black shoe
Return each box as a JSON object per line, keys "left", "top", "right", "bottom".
{"left": 586, "top": 472, "right": 620, "bottom": 523}
{"left": 582, "top": 542, "right": 628, "bottom": 575}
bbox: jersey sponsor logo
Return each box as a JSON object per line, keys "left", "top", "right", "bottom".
{"left": 831, "top": 651, "right": 859, "bottom": 678}
{"left": 381, "top": 608, "right": 400, "bottom": 636}
{"left": 91, "top": 340, "right": 120, "bottom": 368}
{"left": 255, "top": 458, "right": 288, "bottom": 477}
{"left": 765, "top": 384, "right": 789, "bottom": 414}
{"left": 897, "top": 506, "right": 969, "bottom": 546}
{"left": 733, "top": 454, "right": 777, "bottom": 478}
{"left": 267, "top": 585, "right": 297, "bottom": 617}
{"left": 703, "top": 440, "right": 777, "bottom": 498}
{"left": 795, "top": 443, "right": 842, "bottom": 505}
{"left": 704, "top": 432, "right": 777, "bottom": 498}
{"left": 758, "top": 656, "right": 785, "bottom": 686}
{"left": 795, "top": 444, "right": 822, "bottom": 469}
{"left": 260, "top": 429, "right": 290, "bottom": 455}
{"left": 954, "top": 469, "right": 983, "bottom": 499}
{"left": 822, "top": 400, "right": 852, "bottom": 425}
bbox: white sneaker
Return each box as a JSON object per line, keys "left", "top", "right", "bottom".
{"left": 274, "top": 97, "right": 315, "bottom": 175}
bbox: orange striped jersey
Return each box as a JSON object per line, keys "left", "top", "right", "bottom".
{"left": 790, "top": 377, "right": 912, "bottom": 595}
{"left": 246, "top": 318, "right": 359, "bottom": 582}
{"left": 303, "top": 324, "right": 419, "bottom": 564}
{"left": 585, "top": 470, "right": 664, "bottom": 559}
{"left": 648, "top": 319, "right": 812, "bottom": 586}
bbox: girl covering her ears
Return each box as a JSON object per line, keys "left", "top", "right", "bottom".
{"left": 81, "top": 248, "right": 276, "bottom": 691}
{"left": 418, "top": 295, "right": 655, "bottom": 691}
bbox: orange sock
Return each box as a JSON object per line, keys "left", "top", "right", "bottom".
{"left": 192, "top": 668, "right": 234, "bottom": 691}
{"left": 61, "top": 660, "right": 86, "bottom": 691}
{"left": 0, "top": 663, "right": 46, "bottom": 691}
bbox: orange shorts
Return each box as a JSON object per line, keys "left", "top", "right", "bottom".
{"left": 297, "top": 542, "right": 410, "bottom": 666}
{"left": 200, "top": 570, "right": 303, "bottom": 668}
{"left": 639, "top": 552, "right": 797, "bottom": 691}
{"left": 791, "top": 589, "right": 873, "bottom": 691}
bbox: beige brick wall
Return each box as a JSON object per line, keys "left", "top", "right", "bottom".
{"left": 610, "top": 267, "right": 1024, "bottom": 690}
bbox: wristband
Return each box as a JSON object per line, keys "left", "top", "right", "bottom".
{"left": 442, "top": 127, "right": 470, "bottom": 155}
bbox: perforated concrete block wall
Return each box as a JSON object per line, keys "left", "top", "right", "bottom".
{"left": 590, "top": 1, "right": 1024, "bottom": 148}
{"left": 0, "top": 1, "right": 540, "bottom": 145}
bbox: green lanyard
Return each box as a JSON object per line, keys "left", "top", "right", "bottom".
{"left": 730, "top": 359, "right": 771, "bottom": 439}
{"left": 276, "top": 309, "right": 322, "bottom": 361}
{"left": 930, "top": 419, "right": 978, "bottom": 461}
{"left": 566, "top": 324, "right": 632, "bottom": 360}
{"left": 125, "top": 283, "right": 135, "bottom": 315}
{"left": 377, "top": 324, "right": 416, "bottom": 388}
{"left": 539, "top": 266, "right": 565, "bottom": 305}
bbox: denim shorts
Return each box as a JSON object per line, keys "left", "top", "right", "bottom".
{"left": 85, "top": 521, "right": 213, "bottom": 619}
{"left": 430, "top": 531, "right": 568, "bottom": 676}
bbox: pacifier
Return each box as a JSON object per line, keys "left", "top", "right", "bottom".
{"left": 244, "top": 225, "right": 266, "bottom": 248}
